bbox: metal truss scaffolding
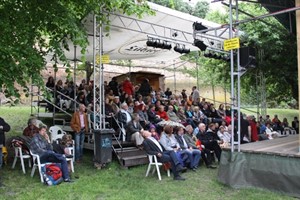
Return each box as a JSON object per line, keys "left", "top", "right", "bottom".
{"left": 93, "top": 14, "right": 105, "bottom": 132}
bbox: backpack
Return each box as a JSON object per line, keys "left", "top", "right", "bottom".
{"left": 42, "top": 163, "right": 63, "bottom": 186}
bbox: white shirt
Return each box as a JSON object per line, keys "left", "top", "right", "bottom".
{"left": 149, "top": 136, "right": 163, "bottom": 152}
{"left": 79, "top": 113, "right": 85, "bottom": 128}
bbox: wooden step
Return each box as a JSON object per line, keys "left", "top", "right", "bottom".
{"left": 115, "top": 148, "right": 146, "bottom": 157}
{"left": 121, "top": 154, "right": 148, "bottom": 167}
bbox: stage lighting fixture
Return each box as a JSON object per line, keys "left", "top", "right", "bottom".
{"left": 194, "top": 39, "right": 207, "bottom": 51}
{"left": 193, "top": 22, "right": 208, "bottom": 33}
{"left": 174, "top": 44, "right": 190, "bottom": 54}
{"left": 162, "top": 41, "right": 172, "bottom": 50}
{"left": 146, "top": 38, "right": 156, "bottom": 47}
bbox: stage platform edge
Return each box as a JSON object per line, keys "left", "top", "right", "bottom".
{"left": 218, "top": 150, "right": 300, "bottom": 198}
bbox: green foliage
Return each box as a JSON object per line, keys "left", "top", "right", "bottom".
{"left": 204, "top": 3, "right": 298, "bottom": 105}
{"left": 0, "top": 106, "right": 296, "bottom": 200}
{"left": 150, "top": 0, "right": 209, "bottom": 18}
{"left": 0, "top": 0, "right": 153, "bottom": 97}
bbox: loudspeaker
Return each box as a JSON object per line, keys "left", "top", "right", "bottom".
{"left": 239, "top": 47, "right": 256, "bottom": 68}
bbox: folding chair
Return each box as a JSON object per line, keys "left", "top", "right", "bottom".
{"left": 145, "top": 154, "right": 170, "bottom": 181}
{"left": 11, "top": 145, "right": 31, "bottom": 174}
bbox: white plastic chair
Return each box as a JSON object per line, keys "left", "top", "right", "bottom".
{"left": 145, "top": 154, "right": 170, "bottom": 181}
{"left": 11, "top": 145, "right": 31, "bottom": 174}
{"left": 30, "top": 150, "right": 49, "bottom": 183}
{"left": 49, "top": 126, "right": 66, "bottom": 143}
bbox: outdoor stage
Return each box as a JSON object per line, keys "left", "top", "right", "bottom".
{"left": 218, "top": 135, "right": 300, "bottom": 198}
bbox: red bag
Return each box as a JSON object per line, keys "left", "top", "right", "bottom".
{"left": 45, "top": 164, "right": 62, "bottom": 181}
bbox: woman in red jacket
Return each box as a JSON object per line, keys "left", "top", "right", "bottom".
{"left": 156, "top": 105, "right": 169, "bottom": 121}
{"left": 122, "top": 77, "right": 134, "bottom": 96}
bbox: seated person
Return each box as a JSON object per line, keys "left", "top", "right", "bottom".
{"left": 197, "top": 123, "right": 222, "bottom": 163}
{"left": 167, "top": 105, "right": 181, "bottom": 122}
{"left": 156, "top": 105, "right": 169, "bottom": 121}
{"left": 117, "top": 102, "right": 132, "bottom": 128}
{"left": 184, "top": 125, "right": 216, "bottom": 168}
{"left": 30, "top": 126, "right": 73, "bottom": 182}
{"left": 217, "top": 126, "right": 231, "bottom": 148}
{"left": 174, "top": 127, "right": 201, "bottom": 170}
{"left": 126, "top": 113, "right": 144, "bottom": 148}
{"left": 265, "top": 122, "right": 280, "bottom": 139}
{"left": 23, "top": 118, "right": 39, "bottom": 138}
{"left": 52, "top": 134, "right": 74, "bottom": 172}
{"left": 149, "top": 125, "right": 160, "bottom": 141}
{"left": 147, "top": 104, "right": 162, "bottom": 124}
{"left": 142, "top": 130, "right": 186, "bottom": 181}
{"left": 159, "top": 126, "right": 190, "bottom": 168}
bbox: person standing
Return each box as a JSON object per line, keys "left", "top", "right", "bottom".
{"left": 70, "top": 104, "right": 88, "bottom": 163}
{"left": 191, "top": 86, "right": 199, "bottom": 104}
{"left": 0, "top": 117, "right": 10, "bottom": 187}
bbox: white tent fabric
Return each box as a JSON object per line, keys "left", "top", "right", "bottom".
{"left": 62, "top": 2, "right": 229, "bottom": 62}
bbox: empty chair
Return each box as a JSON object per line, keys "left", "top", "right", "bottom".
{"left": 49, "top": 126, "right": 66, "bottom": 143}
{"left": 11, "top": 145, "right": 31, "bottom": 174}
{"left": 145, "top": 154, "right": 170, "bottom": 181}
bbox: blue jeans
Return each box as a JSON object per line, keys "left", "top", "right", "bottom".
{"left": 180, "top": 149, "right": 201, "bottom": 169}
{"left": 75, "top": 131, "right": 85, "bottom": 161}
{"left": 0, "top": 147, "right": 2, "bottom": 169}
{"left": 40, "top": 151, "right": 69, "bottom": 180}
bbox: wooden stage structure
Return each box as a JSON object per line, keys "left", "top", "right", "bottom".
{"left": 218, "top": 135, "right": 300, "bottom": 198}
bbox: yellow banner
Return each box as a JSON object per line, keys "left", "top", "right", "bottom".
{"left": 224, "top": 37, "right": 240, "bottom": 51}
{"left": 96, "top": 54, "right": 110, "bottom": 64}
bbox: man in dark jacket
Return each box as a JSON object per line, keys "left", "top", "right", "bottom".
{"left": 142, "top": 130, "right": 186, "bottom": 181}
{"left": 0, "top": 117, "right": 10, "bottom": 187}
{"left": 197, "top": 123, "right": 222, "bottom": 162}
{"left": 0, "top": 117, "right": 10, "bottom": 169}
{"left": 138, "top": 78, "right": 151, "bottom": 97}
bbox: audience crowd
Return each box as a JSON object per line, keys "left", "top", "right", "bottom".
{"left": 4, "top": 76, "right": 297, "bottom": 182}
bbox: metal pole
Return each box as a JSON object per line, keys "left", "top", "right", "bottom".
{"left": 229, "top": 0, "right": 235, "bottom": 153}
{"left": 236, "top": 0, "right": 241, "bottom": 151}
{"left": 73, "top": 45, "right": 77, "bottom": 111}
{"left": 173, "top": 60, "right": 176, "bottom": 94}
{"left": 100, "top": 25, "right": 105, "bottom": 129}
{"left": 93, "top": 14, "right": 97, "bottom": 132}
{"left": 196, "top": 53, "right": 199, "bottom": 90}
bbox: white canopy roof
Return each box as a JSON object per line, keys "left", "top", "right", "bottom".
{"left": 63, "top": 2, "right": 229, "bottom": 63}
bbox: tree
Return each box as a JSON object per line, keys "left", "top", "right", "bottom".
{"left": 0, "top": 0, "right": 153, "bottom": 97}
{"left": 150, "top": 0, "right": 209, "bottom": 18}
{"left": 192, "top": 0, "right": 209, "bottom": 19}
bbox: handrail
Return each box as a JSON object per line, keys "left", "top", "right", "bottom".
{"left": 111, "top": 115, "right": 124, "bottom": 152}
{"left": 45, "top": 86, "right": 94, "bottom": 114}
{"left": 36, "top": 95, "right": 72, "bottom": 117}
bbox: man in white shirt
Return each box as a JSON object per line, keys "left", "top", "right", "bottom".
{"left": 142, "top": 130, "right": 186, "bottom": 181}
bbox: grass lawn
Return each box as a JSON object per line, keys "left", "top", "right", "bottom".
{"left": 0, "top": 106, "right": 296, "bottom": 200}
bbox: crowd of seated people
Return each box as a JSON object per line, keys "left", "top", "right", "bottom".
{"left": 43, "top": 76, "right": 299, "bottom": 180}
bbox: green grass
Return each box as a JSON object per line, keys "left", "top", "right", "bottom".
{"left": 241, "top": 108, "right": 299, "bottom": 124}
{"left": 0, "top": 106, "right": 296, "bottom": 200}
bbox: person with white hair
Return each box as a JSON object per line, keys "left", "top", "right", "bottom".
{"left": 126, "top": 113, "right": 144, "bottom": 148}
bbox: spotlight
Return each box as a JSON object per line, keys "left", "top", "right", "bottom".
{"left": 146, "top": 38, "right": 156, "bottom": 47}
{"left": 146, "top": 40, "right": 155, "bottom": 47}
{"left": 193, "top": 22, "right": 208, "bottom": 33}
{"left": 194, "top": 39, "right": 207, "bottom": 51}
{"left": 156, "top": 40, "right": 164, "bottom": 48}
{"left": 162, "top": 41, "right": 172, "bottom": 50}
{"left": 174, "top": 44, "right": 190, "bottom": 54}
